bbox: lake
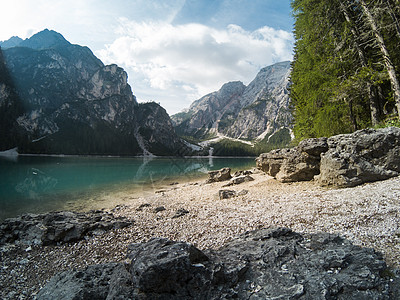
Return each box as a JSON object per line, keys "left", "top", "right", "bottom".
{"left": 0, "top": 155, "right": 255, "bottom": 220}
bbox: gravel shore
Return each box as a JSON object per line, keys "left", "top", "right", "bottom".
{"left": 1, "top": 171, "right": 400, "bottom": 299}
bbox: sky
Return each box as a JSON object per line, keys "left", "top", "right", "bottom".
{"left": 0, "top": 0, "right": 294, "bottom": 114}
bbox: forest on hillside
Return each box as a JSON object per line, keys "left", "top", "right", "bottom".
{"left": 290, "top": 0, "right": 400, "bottom": 140}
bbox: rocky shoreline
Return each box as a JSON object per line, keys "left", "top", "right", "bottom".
{"left": 1, "top": 171, "right": 400, "bottom": 299}
{"left": 1, "top": 127, "right": 400, "bottom": 298}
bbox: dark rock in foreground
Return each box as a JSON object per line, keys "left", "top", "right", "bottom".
{"left": 0, "top": 211, "right": 132, "bottom": 246}
{"left": 257, "top": 127, "right": 400, "bottom": 187}
{"left": 37, "top": 227, "right": 398, "bottom": 299}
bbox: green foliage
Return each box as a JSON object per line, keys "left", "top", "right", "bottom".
{"left": 211, "top": 139, "right": 255, "bottom": 157}
{"left": 171, "top": 111, "right": 193, "bottom": 123}
{"left": 290, "top": 0, "right": 400, "bottom": 140}
{"left": 210, "top": 128, "right": 292, "bottom": 157}
{"left": 374, "top": 114, "right": 400, "bottom": 128}
{"left": 22, "top": 120, "right": 141, "bottom": 155}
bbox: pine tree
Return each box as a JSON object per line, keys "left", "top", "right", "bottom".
{"left": 290, "top": 0, "right": 400, "bottom": 140}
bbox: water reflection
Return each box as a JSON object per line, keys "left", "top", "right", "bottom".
{"left": 15, "top": 168, "right": 58, "bottom": 199}
{"left": 0, "top": 156, "right": 255, "bottom": 220}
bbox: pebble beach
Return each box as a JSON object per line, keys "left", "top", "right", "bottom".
{"left": 1, "top": 170, "right": 400, "bottom": 299}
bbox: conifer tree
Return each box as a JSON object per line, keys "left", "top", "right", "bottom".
{"left": 290, "top": 0, "right": 400, "bottom": 140}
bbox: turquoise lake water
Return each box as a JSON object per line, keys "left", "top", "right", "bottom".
{"left": 0, "top": 155, "right": 255, "bottom": 220}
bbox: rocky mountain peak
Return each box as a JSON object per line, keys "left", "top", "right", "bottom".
{"left": 0, "top": 36, "right": 23, "bottom": 49}
{"left": 217, "top": 81, "right": 246, "bottom": 97}
{"left": 19, "top": 29, "right": 70, "bottom": 50}
{"left": 172, "top": 61, "right": 292, "bottom": 142}
{"left": 240, "top": 60, "right": 291, "bottom": 108}
{"left": 0, "top": 30, "right": 191, "bottom": 156}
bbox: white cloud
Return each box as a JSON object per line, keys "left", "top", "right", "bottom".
{"left": 97, "top": 19, "right": 293, "bottom": 114}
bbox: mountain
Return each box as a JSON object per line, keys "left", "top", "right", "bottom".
{"left": 0, "top": 30, "right": 190, "bottom": 156}
{"left": 0, "top": 36, "right": 23, "bottom": 49}
{"left": 172, "top": 61, "right": 292, "bottom": 144}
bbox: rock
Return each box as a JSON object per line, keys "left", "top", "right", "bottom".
{"left": 136, "top": 203, "right": 151, "bottom": 211}
{"left": 36, "top": 263, "right": 128, "bottom": 300}
{"left": 315, "top": 127, "right": 400, "bottom": 187}
{"left": 218, "top": 190, "right": 237, "bottom": 199}
{"left": 256, "top": 145, "right": 322, "bottom": 182}
{"left": 230, "top": 175, "right": 254, "bottom": 185}
{"left": 233, "top": 170, "right": 253, "bottom": 177}
{"left": 206, "top": 167, "right": 232, "bottom": 183}
{"left": 297, "top": 137, "right": 328, "bottom": 156}
{"left": 172, "top": 208, "right": 189, "bottom": 219}
{"left": 257, "top": 127, "right": 400, "bottom": 187}
{"left": 218, "top": 189, "right": 249, "bottom": 199}
{"left": 0, "top": 211, "right": 132, "bottom": 246}
{"left": 237, "top": 189, "right": 249, "bottom": 196}
{"left": 128, "top": 238, "right": 210, "bottom": 298}
{"left": 37, "top": 227, "right": 399, "bottom": 299}
{"left": 154, "top": 206, "right": 166, "bottom": 213}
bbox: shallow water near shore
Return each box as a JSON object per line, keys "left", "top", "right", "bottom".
{"left": 0, "top": 155, "right": 255, "bottom": 220}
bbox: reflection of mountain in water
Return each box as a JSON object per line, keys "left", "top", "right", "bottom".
{"left": 133, "top": 157, "right": 215, "bottom": 186}
{"left": 15, "top": 168, "right": 58, "bottom": 199}
{"left": 1, "top": 156, "right": 255, "bottom": 220}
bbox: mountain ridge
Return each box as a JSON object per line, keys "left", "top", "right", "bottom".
{"left": 0, "top": 30, "right": 191, "bottom": 156}
{"left": 172, "top": 61, "right": 292, "bottom": 144}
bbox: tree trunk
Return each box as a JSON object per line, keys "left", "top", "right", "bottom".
{"left": 348, "top": 98, "right": 358, "bottom": 131}
{"left": 384, "top": 0, "right": 400, "bottom": 39}
{"left": 360, "top": 0, "right": 400, "bottom": 119}
{"left": 339, "top": 0, "right": 381, "bottom": 125}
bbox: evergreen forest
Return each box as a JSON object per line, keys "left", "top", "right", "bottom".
{"left": 290, "top": 0, "right": 400, "bottom": 140}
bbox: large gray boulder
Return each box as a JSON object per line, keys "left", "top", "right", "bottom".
{"left": 37, "top": 227, "right": 398, "bottom": 299}
{"left": 206, "top": 167, "right": 232, "bottom": 183}
{"left": 257, "top": 127, "right": 400, "bottom": 187}
{"left": 315, "top": 127, "right": 400, "bottom": 187}
{"left": 256, "top": 137, "right": 327, "bottom": 182}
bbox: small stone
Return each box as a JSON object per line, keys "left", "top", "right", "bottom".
{"left": 136, "top": 203, "right": 151, "bottom": 211}
{"left": 172, "top": 209, "right": 189, "bottom": 219}
{"left": 155, "top": 190, "right": 167, "bottom": 194}
{"left": 237, "top": 190, "right": 249, "bottom": 196}
{"left": 154, "top": 206, "right": 166, "bottom": 213}
{"left": 230, "top": 175, "right": 254, "bottom": 185}
{"left": 218, "top": 190, "right": 237, "bottom": 199}
{"left": 25, "top": 246, "right": 32, "bottom": 252}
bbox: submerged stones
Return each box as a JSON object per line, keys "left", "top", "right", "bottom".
{"left": 257, "top": 127, "right": 400, "bottom": 187}
{"left": 36, "top": 227, "right": 399, "bottom": 299}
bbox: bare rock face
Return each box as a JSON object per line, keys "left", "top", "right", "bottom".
{"left": 315, "top": 127, "right": 400, "bottom": 187}
{"left": 36, "top": 227, "right": 398, "bottom": 299}
{"left": 172, "top": 61, "right": 292, "bottom": 141}
{"left": 0, "top": 29, "right": 191, "bottom": 156}
{"left": 257, "top": 127, "right": 400, "bottom": 187}
{"left": 206, "top": 167, "right": 232, "bottom": 183}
